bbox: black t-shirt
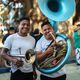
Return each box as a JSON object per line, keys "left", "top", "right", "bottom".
{"left": 2, "top": 34, "right": 10, "bottom": 44}
{"left": 30, "top": 32, "right": 43, "bottom": 43}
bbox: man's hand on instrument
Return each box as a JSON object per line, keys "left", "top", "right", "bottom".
{"left": 46, "top": 45, "right": 55, "bottom": 56}
{"left": 12, "top": 58, "right": 24, "bottom": 68}
{"left": 51, "top": 42, "right": 61, "bottom": 48}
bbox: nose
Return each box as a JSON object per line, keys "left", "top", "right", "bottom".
{"left": 46, "top": 29, "right": 49, "bottom": 33}
{"left": 24, "top": 24, "right": 29, "bottom": 29}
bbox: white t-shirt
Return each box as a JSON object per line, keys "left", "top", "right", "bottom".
{"left": 35, "top": 35, "right": 66, "bottom": 78}
{"left": 4, "top": 33, "right": 35, "bottom": 73}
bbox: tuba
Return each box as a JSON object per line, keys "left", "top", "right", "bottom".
{"left": 24, "top": 33, "right": 71, "bottom": 74}
{"left": 37, "top": 0, "right": 75, "bottom": 22}
{"left": 34, "top": 0, "right": 76, "bottom": 73}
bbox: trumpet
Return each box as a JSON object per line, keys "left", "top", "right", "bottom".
{"left": 12, "top": 49, "right": 36, "bottom": 64}
{"left": 5, "top": 49, "right": 36, "bottom": 67}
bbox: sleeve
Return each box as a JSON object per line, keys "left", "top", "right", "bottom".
{"left": 3, "top": 35, "right": 13, "bottom": 50}
{"left": 2, "top": 34, "right": 9, "bottom": 44}
{"left": 35, "top": 40, "right": 42, "bottom": 51}
{"left": 2, "top": 35, "right": 6, "bottom": 44}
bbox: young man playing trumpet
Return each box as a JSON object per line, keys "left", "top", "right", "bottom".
{"left": 1, "top": 16, "right": 36, "bottom": 80}
{"left": 35, "top": 20, "right": 66, "bottom": 80}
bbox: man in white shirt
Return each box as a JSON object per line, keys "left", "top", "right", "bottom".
{"left": 1, "top": 16, "right": 35, "bottom": 80}
{"left": 35, "top": 20, "right": 66, "bottom": 80}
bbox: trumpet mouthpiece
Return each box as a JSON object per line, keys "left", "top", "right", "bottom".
{"left": 49, "top": 32, "right": 55, "bottom": 40}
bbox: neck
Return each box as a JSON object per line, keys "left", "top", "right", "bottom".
{"left": 18, "top": 32, "right": 28, "bottom": 37}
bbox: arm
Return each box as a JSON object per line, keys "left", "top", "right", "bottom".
{"left": 1, "top": 48, "right": 23, "bottom": 67}
{"left": 68, "top": 35, "right": 75, "bottom": 57}
{"left": 36, "top": 46, "right": 54, "bottom": 61}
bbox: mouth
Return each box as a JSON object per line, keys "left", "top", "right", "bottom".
{"left": 21, "top": 28, "right": 29, "bottom": 34}
{"left": 22, "top": 28, "right": 29, "bottom": 31}
{"left": 45, "top": 33, "right": 52, "bottom": 38}
{"left": 46, "top": 32, "right": 52, "bottom": 36}
{"left": 45, "top": 32, "right": 50, "bottom": 36}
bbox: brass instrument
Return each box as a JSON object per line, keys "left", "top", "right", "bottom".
{"left": 11, "top": 49, "right": 36, "bottom": 64}
{"left": 36, "top": 0, "right": 75, "bottom": 73}
{"left": 5, "top": 49, "right": 36, "bottom": 67}
{"left": 36, "top": 32, "right": 67, "bottom": 69}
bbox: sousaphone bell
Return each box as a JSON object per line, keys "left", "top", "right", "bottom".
{"left": 37, "top": 0, "right": 75, "bottom": 21}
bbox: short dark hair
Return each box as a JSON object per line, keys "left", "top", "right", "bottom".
{"left": 9, "top": 27, "right": 15, "bottom": 30}
{"left": 19, "top": 16, "right": 30, "bottom": 23}
{"left": 7, "top": 27, "right": 16, "bottom": 32}
{"left": 41, "top": 20, "right": 51, "bottom": 28}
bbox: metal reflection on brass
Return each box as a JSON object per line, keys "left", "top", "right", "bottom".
{"left": 37, "top": 40, "right": 67, "bottom": 69}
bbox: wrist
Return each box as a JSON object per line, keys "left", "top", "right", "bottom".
{"left": 11, "top": 58, "right": 17, "bottom": 64}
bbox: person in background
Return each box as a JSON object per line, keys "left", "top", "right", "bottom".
{"left": 35, "top": 20, "right": 66, "bottom": 80}
{"left": 1, "top": 16, "right": 36, "bottom": 80}
{"left": 58, "top": 21, "right": 75, "bottom": 58}
{"left": 31, "top": 28, "right": 43, "bottom": 43}
{"left": 2, "top": 27, "right": 16, "bottom": 44}
{"left": 8, "top": 0, "right": 26, "bottom": 24}
{"left": 73, "top": 23, "right": 80, "bottom": 65}
{"left": 2, "top": 27, "right": 16, "bottom": 67}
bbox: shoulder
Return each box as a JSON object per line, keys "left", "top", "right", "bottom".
{"left": 5, "top": 33, "right": 17, "bottom": 41}
{"left": 36, "top": 35, "right": 46, "bottom": 45}
{"left": 28, "top": 34, "right": 35, "bottom": 40}
{"left": 3, "top": 34, "right": 9, "bottom": 39}
{"left": 28, "top": 34, "right": 36, "bottom": 43}
{"left": 37, "top": 35, "right": 44, "bottom": 42}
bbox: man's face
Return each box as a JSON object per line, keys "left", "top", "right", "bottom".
{"left": 42, "top": 24, "right": 54, "bottom": 40}
{"left": 59, "top": 25, "right": 68, "bottom": 34}
{"left": 18, "top": 20, "right": 30, "bottom": 36}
